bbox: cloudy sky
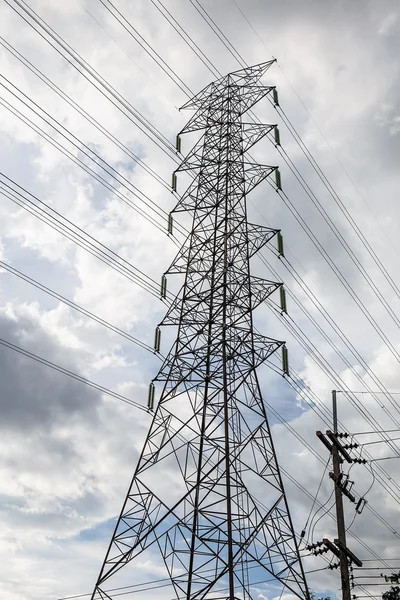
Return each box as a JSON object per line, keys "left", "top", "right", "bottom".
{"left": 1, "top": 0, "right": 400, "bottom": 599}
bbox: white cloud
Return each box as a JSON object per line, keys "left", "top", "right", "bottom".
{"left": 378, "top": 12, "right": 399, "bottom": 36}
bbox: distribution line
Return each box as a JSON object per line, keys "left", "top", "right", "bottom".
{"left": 0, "top": 336, "right": 150, "bottom": 413}
{"left": 0, "top": 78, "right": 187, "bottom": 239}
{"left": 0, "top": 93, "right": 171, "bottom": 238}
{"left": 4, "top": 0, "right": 177, "bottom": 159}
{"left": 280, "top": 465, "right": 394, "bottom": 569}
{"left": 0, "top": 260, "right": 155, "bottom": 354}
{"left": 0, "top": 175, "right": 164, "bottom": 299}
{"left": 0, "top": 36, "right": 172, "bottom": 189}
{"left": 275, "top": 127, "right": 400, "bottom": 327}
{"left": 150, "top": 0, "right": 221, "bottom": 78}
{"left": 99, "top": 0, "right": 192, "bottom": 97}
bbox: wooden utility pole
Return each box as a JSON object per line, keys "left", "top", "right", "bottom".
{"left": 332, "top": 389, "right": 351, "bottom": 600}
{"left": 316, "top": 391, "right": 362, "bottom": 600}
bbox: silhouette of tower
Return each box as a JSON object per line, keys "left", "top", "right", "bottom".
{"left": 91, "top": 60, "right": 309, "bottom": 600}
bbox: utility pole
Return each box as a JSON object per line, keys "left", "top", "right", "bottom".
{"left": 90, "top": 61, "right": 310, "bottom": 600}
{"left": 332, "top": 390, "right": 351, "bottom": 600}
{"left": 315, "top": 391, "right": 363, "bottom": 600}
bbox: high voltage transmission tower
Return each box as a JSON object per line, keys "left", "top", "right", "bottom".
{"left": 91, "top": 60, "right": 310, "bottom": 600}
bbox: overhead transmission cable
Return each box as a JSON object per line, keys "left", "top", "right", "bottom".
{"left": 0, "top": 36, "right": 171, "bottom": 190}
{"left": 0, "top": 76, "right": 187, "bottom": 240}
{"left": 0, "top": 174, "right": 165, "bottom": 300}
{"left": 0, "top": 336, "right": 150, "bottom": 413}
{"left": 149, "top": 0, "right": 221, "bottom": 78}
{"left": 0, "top": 261, "right": 155, "bottom": 354}
{"left": 4, "top": 0, "right": 177, "bottom": 159}
{"left": 98, "top": 0, "right": 193, "bottom": 98}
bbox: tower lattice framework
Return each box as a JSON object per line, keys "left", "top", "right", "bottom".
{"left": 91, "top": 60, "right": 310, "bottom": 600}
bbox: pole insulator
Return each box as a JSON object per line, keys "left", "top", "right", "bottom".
{"left": 282, "top": 345, "right": 289, "bottom": 376}
{"left": 172, "top": 172, "right": 177, "bottom": 192}
{"left": 147, "top": 382, "right": 155, "bottom": 411}
{"left": 277, "top": 231, "right": 285, "bottom": 257}
{"left": 273, "top": 87, "right": 280, "bottom": 106}
{"left": 154, "top": 327, "right": 161, "bottom": 353}
{"left": 275, "top": 168, "right": 282, "bottom": 191}
{"left": 161, "top": 274, "right": 167, "bottom": 299}
{"left": 274, "top": 125, "right": 281, "bottom": 146}
{"left": 280, "top": 285, "right": 287, "bottom": 313}
{"left": 168, "top": 213, "right": 173, "bottom": 235}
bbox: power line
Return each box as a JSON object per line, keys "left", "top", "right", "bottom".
{"left": 0, "top": 36, "right": 171, "bottom": 190}
{"left": 0, "top": 336, "right": 149, "bottom": 413}
{"left": 0, "top": 260, "right": 155, "bottom": 354}
{"left": 4, "top": 0, "right": 177, "bottom": 159}
{"left": 188, "top": 0, "right": 247, "bottom": 68}
{"left": 99, "top": 0, "right": 192, "bottom": 97}
{"left": 150, "top": 0, "right": 221, "bottom": 78}
{"left": 0, "top": 77, "right": 186, "bottom": 239}
{"left": 0, "top": 174, "right": 164, "bottom": 298}
{"left": 361, "top": 437, "right": 400, "bottom": 447}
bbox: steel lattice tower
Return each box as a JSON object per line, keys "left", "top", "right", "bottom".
{"left": 91, "top": 61, "right": 310, "bottom": 600}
